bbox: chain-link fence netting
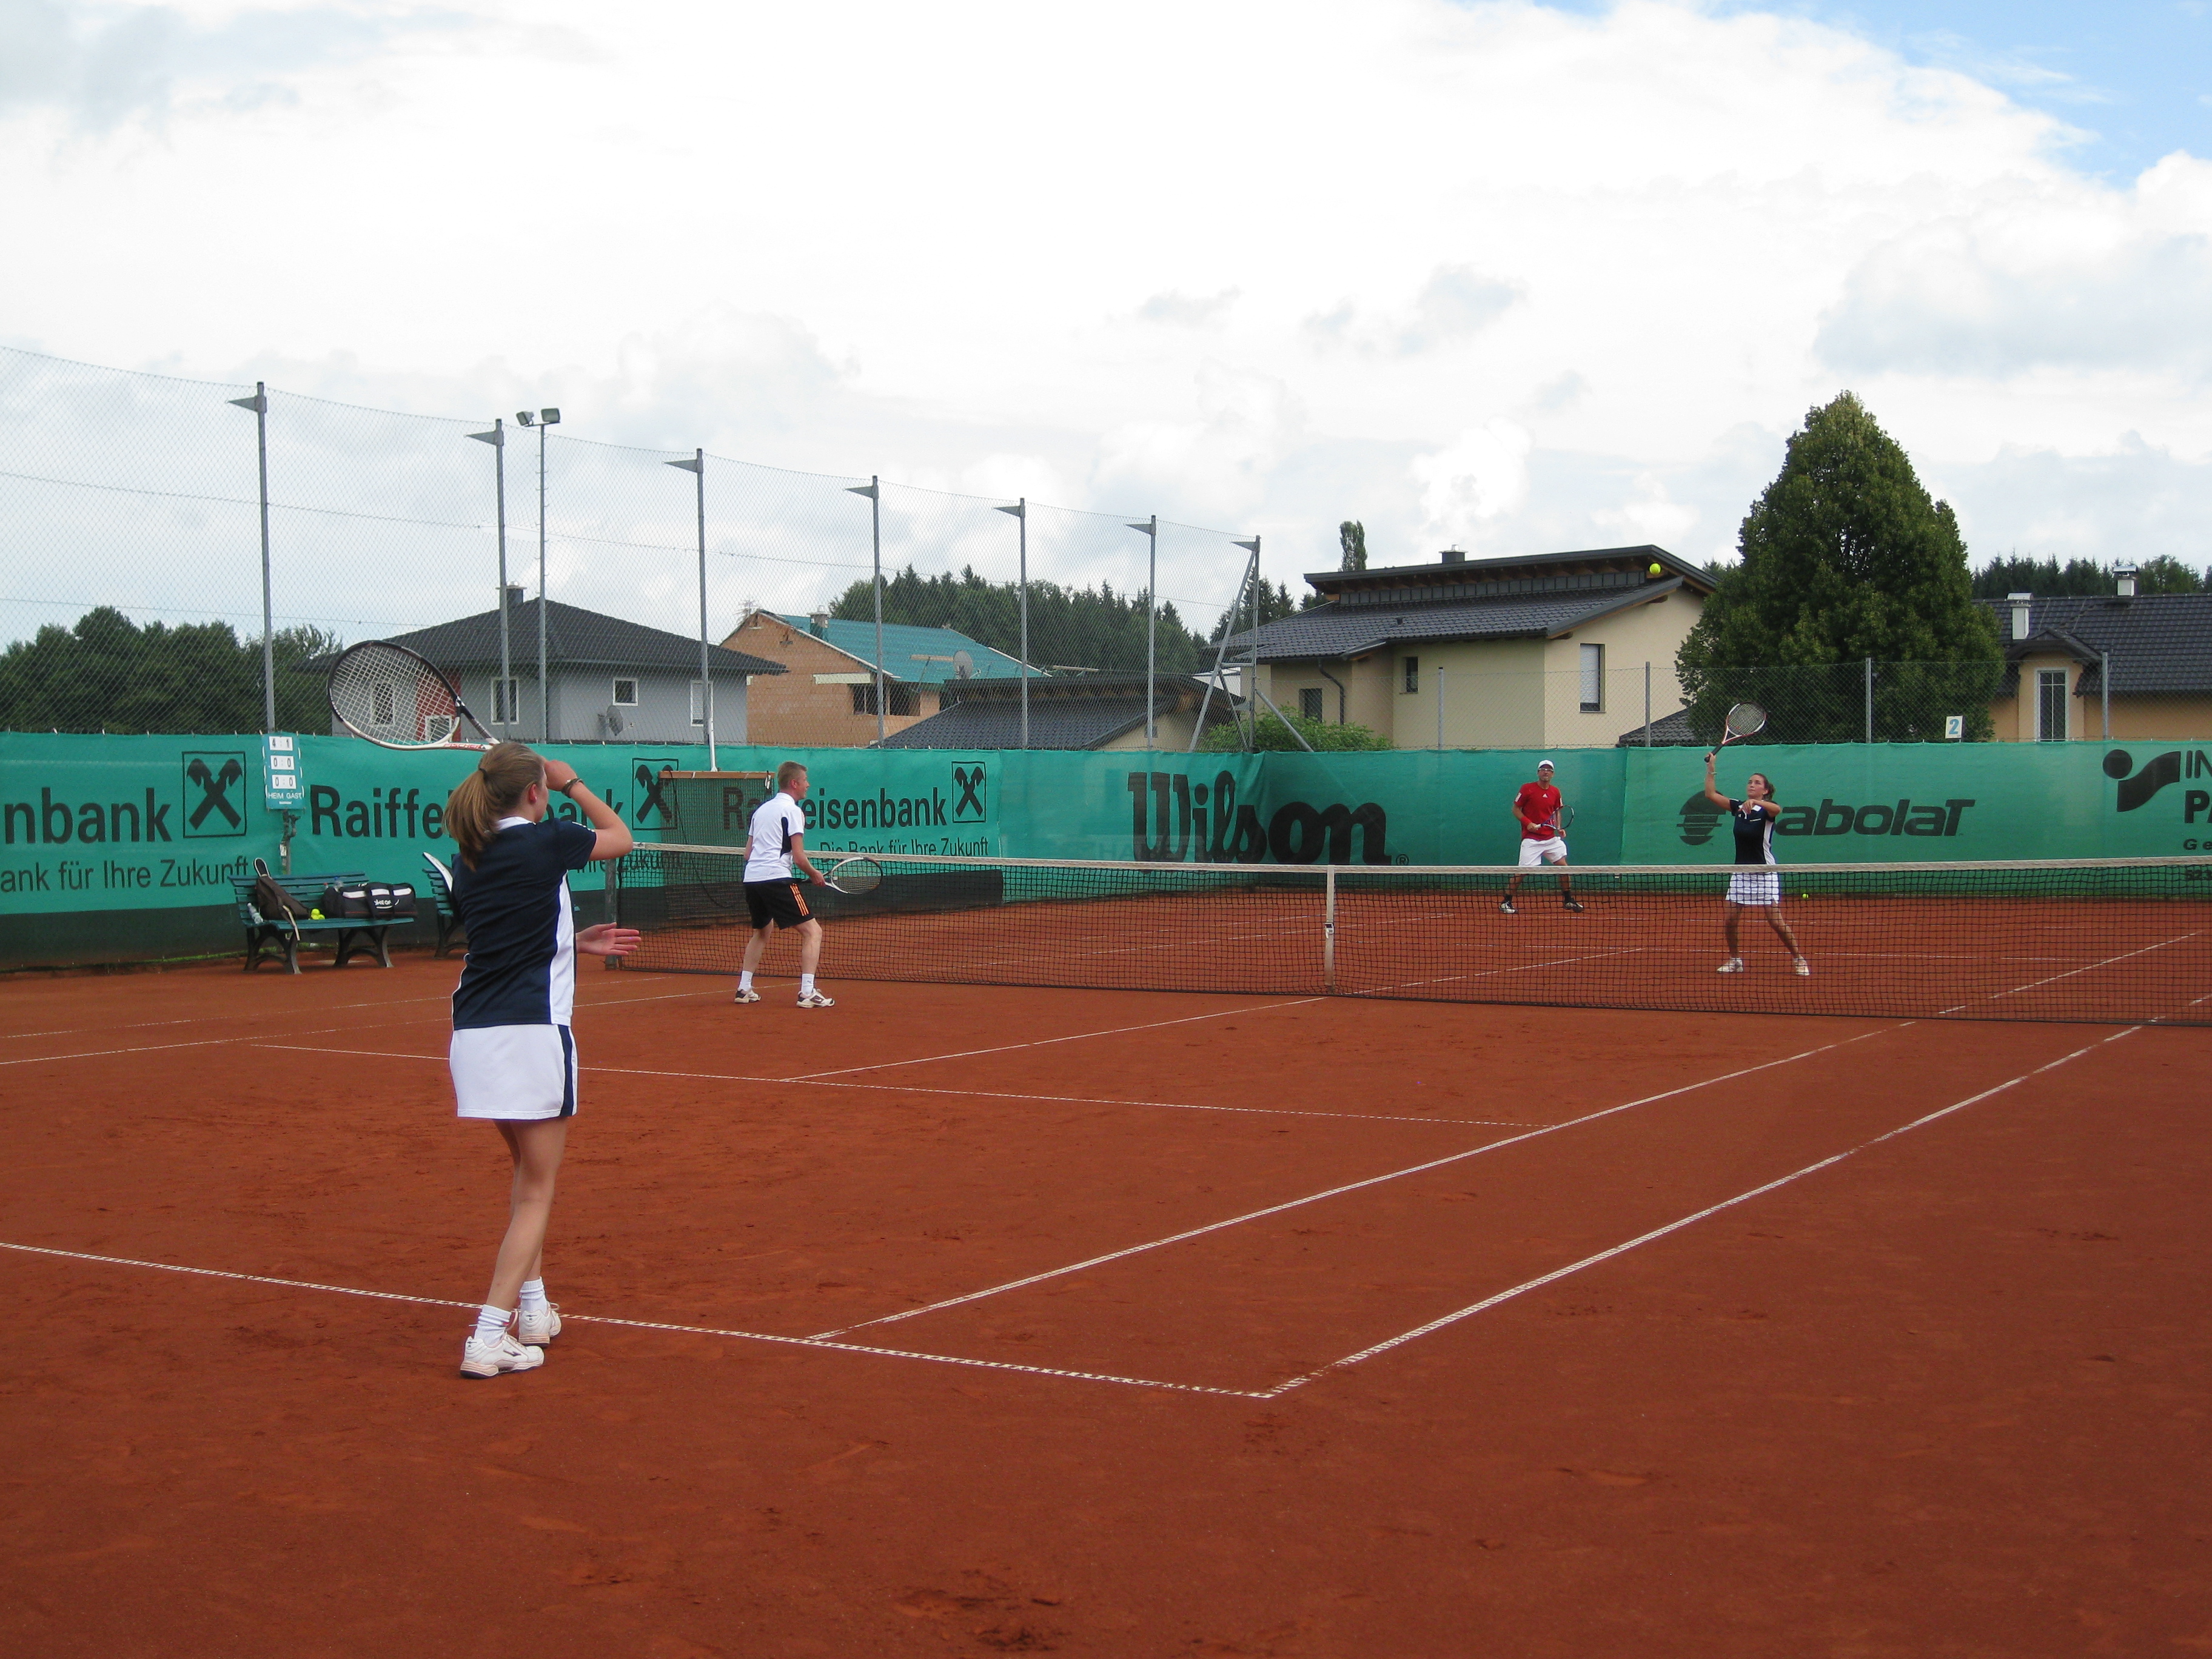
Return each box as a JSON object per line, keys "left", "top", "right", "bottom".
{"left": 0, "top": 347, "right": 1256, "bottom": 749}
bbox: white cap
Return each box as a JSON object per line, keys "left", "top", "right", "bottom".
{"left": 1536, "top": 758, "right": 1555, "bottom": 771}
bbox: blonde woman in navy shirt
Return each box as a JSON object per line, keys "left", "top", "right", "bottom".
{"left": 445, "top": 743, "right": 638, "bottom": 1379}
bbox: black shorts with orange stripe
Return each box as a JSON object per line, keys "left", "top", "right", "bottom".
{"left": 743, "top": 879, "right": 813, "bottom": 930}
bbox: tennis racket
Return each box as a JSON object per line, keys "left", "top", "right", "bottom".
{"left": 327, "top": 642, "right": 494, "bottom": 750}
{"left": 1718, "top": 702, "right": 1768, "bottom": 746}
{"left": 1534, "top": 804, "right": 1574, "bottom": 838}
{"left": 823, "top": 856, "right": 882, "bottom": 894}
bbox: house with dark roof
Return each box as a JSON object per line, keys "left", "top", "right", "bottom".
{"left": 1983, "top": 583, "right": 2212, "bottom": 742}
{"left": 334, "top": 588, "right": 785, "bottom": 744}
{"left": 878, "top": 673, "right": 1234, "bottom": 750}
{"left": 1227, "top": 545, "right": 1715, "bottom": 749}
{"left": 722, "top": 609, "right": 1030, "bottom": 748}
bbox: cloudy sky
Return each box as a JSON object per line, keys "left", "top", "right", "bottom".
{"left": 4, "top": 0, "right": 2209, "bottom": 609}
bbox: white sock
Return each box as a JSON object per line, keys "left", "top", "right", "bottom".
{"left": 473, "top": 1304, "right": 512, "bottom": 1345}
{"left": 518, "top": 1278, "right": 548, "bottom": 1315}
{"left": 800, "top": 973, "right": 816, "bottom": 996}
{"left": 739, "top": 970, "right": 753, "bottom": 991}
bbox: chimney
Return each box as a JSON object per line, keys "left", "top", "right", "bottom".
{"left": 1440, "top": 548, "right": 1466, "bottom": 565}
{"left": 808, "top": 611, "right": 829, "bottom": 638}
{"left": 2008, "top": 592, "right": 2033, "bottom": 641}
{"left": 503, "top": 583, "right": 525, "bottom": 608}
{"left": 2114, "top": 562, "right": 2138, "bottom": 599}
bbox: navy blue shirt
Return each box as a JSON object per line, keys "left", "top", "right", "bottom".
{"left": 451, "top": 817, "right": 598, "bottom": 1028}
{"left": 1726, "top": 799, "right": 1777, "bottom": 866}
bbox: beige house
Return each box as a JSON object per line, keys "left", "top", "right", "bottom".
{"left": 1985, "top": 588, "right": 2212, "bottom": 743}
{"left": 722, "top": 610, "right": 1028, "bottom": 748}
{"left": 1233, "top": 546, "right": 1715, "bottom": 749}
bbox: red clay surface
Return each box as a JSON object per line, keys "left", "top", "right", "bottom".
{"left": 2, "top": 953, "right": 2208, "bottom": 1656}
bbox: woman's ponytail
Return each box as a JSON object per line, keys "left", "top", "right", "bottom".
{"left": 446, "top": 742, "right": 543, "bottom": 867}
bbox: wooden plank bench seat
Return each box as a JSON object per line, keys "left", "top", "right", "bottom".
{"left": 229, "top": 871, "right": 415, "bottom": 974}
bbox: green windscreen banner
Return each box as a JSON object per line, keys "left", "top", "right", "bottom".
{"left": 3, "top": 732, "right": 2207, "bottom": 964}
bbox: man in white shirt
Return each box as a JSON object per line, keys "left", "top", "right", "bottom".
{"left": 736, "top": 760, "right": 834, "bottom": 1008}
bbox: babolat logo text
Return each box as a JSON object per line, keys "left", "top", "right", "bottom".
{"left": 1678, "top": 791, "right": 1975, "bottom": 844}
{"left": 2106, "top": 748, "right": 2212, "bottom": 819}
{"left": 1127, "top": 770, "right": 1390, "bottom": 864}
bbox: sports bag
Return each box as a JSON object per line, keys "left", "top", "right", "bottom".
{"left": 250, "top": 858, "right": 307, "bottom": 936}
{"left": 316, "top": 882, "right": 418, "bottom": 920}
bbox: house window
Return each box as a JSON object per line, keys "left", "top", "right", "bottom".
{"left": 1402, "top": 656, "right": 1418, "bottom": 694}
{"left": 2037, "top": 668, "right": 2068, "bottom": 742}
{"left": 689, "top": 680, "right": 711, "bottom": 727}
{"left": 1579, "top": 643, "right": 1604, "bottom": 712}
{"left": 493, "top": 679, "right": 520, "bottom": 723}
{"left": 611, "top": 679, "right": 639, "bottom": 707}
{"left": 1299, "top": 687, "right": 1324, "bottom": 720}
{"left": 852, "top": 682, "right": 919, "bottom": 717}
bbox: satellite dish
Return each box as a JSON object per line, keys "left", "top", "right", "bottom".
{"left": 603, "top": 705, "right": 627, "bottom": 736}
{"left": 953, "top": 649, "right": 974, "bottom": 680}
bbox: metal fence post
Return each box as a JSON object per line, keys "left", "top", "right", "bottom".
{"left": 846, "top": 478, "right": 884, "bottom": 743}
{"left": 1864, "top": 656, "right": 1874, "bottom": 744}
{"left": 996, "top": 498, "right": 1028, "bottom": 748}
{"left": 1435, "top": 664, "right": 1444, "bottom": 750}
{"left": 1643, "top": 660, "right": 1652, "bottom": 746}
{"left": 1127, "top": 515, "right": 1159, "bottom": 747}
{"left": 1323, "top": 866, "right": 1336, "bottom": 993}
{"left": 470, "top": 420, "right": 511, "bottom": 731}
{"left": 2102, "top": 651, "right": 2112, "bottom": 740}
{"left": 666, "top": 449, "right": 713, "bottom": 768}
{"left": 227, "top": 383, "right": 274, "bottom": 731}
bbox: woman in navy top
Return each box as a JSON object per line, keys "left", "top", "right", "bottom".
{"left": 446, "top": 742, "right": 637, "bottom": 1379}
{"left": 1701, "top": 750, "right": 1808, "bottom": 979}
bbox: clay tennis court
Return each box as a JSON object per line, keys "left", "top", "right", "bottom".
{"left": 4, "top": 954, "right": 2208, "bottom": 1655}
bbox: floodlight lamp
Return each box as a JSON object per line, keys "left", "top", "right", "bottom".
{"left": 515, "top": 411, "right": 534, "bottom": 426}
{"left": 541, "top": 408, "right": 561, "bottom": 425}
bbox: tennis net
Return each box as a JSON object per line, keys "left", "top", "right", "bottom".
{"left": 606, "top": 847, "right": 2212, "bottom": 1025}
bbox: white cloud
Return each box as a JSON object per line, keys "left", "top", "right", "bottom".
{"left": 0, "top": 0, "right": 2208, "bottom": 626}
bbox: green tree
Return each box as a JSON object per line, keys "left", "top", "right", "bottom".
{"left": 1209, "top": 578, "right": 1306, "bottom": 641}
{"left": 2137, "top": 555, "right": 2206, "bottom": 595}
{"left": 1338, "top": 520, "right": 1367, "bottom": 571}
{"left": 1200, "top": 709, "right": 1390, "bottom": 752}
{"left": 1971, "top": 554, "right": 2205, "bottom": 598}
{"left": 1677, "top": 393, "right": 2002, "bottom": 743}
{"left": 0, "top": 608, "right": 337, "bottom": 734}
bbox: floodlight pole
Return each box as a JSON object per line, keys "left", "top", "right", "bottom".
{"left": 468, "top": 419, "right": 511, "bottom": 731}
{"left": 516, "top": 409, "right": 561, "bottom": 740}
{"left": 668, "top": 449, "right": 715, "bottom": 766}
{"left": 1128, "top": 515, "right": 1159, "bottom": 747}
{"left": 996, "top": 499, "right": 1028, "bottom": 748}
{"left": 227, "top": 382, "right": 275, "bottom": 731}
{"left": 848, "top": 478, "right": 884, "bottom": 744}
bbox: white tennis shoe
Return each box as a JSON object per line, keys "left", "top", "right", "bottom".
{"left": 732, "top": 987, "right": 761, "bottom": 1004}
{"left": 1792, "top": 957, "right": 1811, "bottom": 977}
{"left": 796, "top": 990, "right": 836, "bottom": 1008}
{"left": 1717, "top": 957, "right": 1745, "bottom": 974}
{"left": 517, "top": 1302, "right": 561, "bottom": 1345}
{"left": 459, "top": 1331, "right": 544, "bottom": 1379}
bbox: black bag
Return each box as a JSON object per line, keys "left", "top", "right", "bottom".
{"left": 318, "top": 881, "right": 417, "bottom": 920}
{"left": 251, "top": 858, "right": 307, "bottom": 937}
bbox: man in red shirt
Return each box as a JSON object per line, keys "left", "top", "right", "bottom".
{"left": 1500, "top": 759, "right": 1583, "bottom": 915}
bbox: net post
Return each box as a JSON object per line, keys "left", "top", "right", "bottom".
{"left": 603, "top": 855, "right": 622, "bottom": 967}
{"left": 1323, "top": 865, "right": 1336, "bottom": 993}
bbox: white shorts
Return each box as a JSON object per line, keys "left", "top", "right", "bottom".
{"left": 451, "top": 1024, "right": 578, "bottom": 1121}
{"left": 1517, "top": 837, "right": 1568, "bottom": 868}
{"left": 1726, "top": 870, "right": 1782, "bottom": 907}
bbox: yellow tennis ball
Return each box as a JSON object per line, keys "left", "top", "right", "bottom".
{"left": 1647, "top": 561, "right": 1663, "bottom": 578}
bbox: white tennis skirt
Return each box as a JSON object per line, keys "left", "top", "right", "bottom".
{"left": 451, "top": 1024, "right": 578, "bottom": 1121}
{"left": 1517, "top": 836, "right": 1569, "bottom": 868}
{"left": 1726, "top": 870, "right": 1783, "bottom": 907}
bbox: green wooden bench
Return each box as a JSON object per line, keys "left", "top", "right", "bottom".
{"left": 421, "top": 852, "right": 466, "bottom": 958}
{"left": 230, "top": 871, "right": 415, "bottom": 974}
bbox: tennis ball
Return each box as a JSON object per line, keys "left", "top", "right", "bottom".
{"left": 1647, "top": 561, "right": 1663, "bottom": 578}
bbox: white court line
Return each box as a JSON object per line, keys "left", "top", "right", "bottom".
{"left": 811, "top": 1023, "right": 1904, "bottom": 1339}
{"left": 1369, "top": 945, "right": 1650, "bottom": 994}
{"left": 1256, "top": 1025, "right": 2142, "bottom": 1397}
{"left": 788, "top": 996, "right": 1325, "bottom": 1081}
{"left": 0, "top": 985, "right": 742, "bottom": 1068}
{"left": 1942, "top": 932, "right": 2197, "bottom": 1013}
{"left": 0, "top": 1241, "right": 1261, "bottom": 1399}
{"left": 248, "top": 1045, "right": 1533, "bottom": 1128}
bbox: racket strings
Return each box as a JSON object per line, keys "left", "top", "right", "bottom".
{"left": 329, "top": 643, "right": 466, "bottom": 747}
